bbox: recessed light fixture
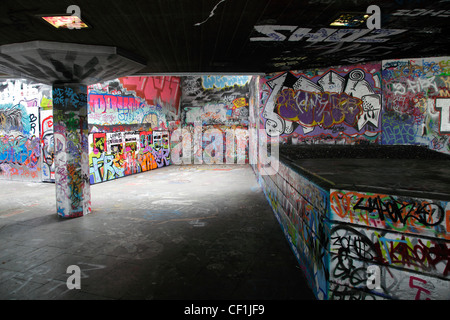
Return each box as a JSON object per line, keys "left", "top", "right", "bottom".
{"left": 39, "top": 14, "right": 89, "bottom": 29}
{"left": 330, "top": 12, "right": 370, "bottom": 27}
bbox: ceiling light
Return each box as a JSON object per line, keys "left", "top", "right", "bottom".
{"left": 40, "top": 15, "right": 89, "bottom": 29}
{"left": 330, "top": 13, "right": 370, "bottom": 27}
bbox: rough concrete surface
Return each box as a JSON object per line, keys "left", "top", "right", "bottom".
{"left": 0, "top": 164, "right": 315, "bottom": 300}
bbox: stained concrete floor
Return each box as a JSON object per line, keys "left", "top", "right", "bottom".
{"left": 0, "top": 164, "right": 315, "bottom": 300}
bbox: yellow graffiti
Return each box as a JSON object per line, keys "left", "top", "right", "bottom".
{"left": 232, "top": 97, "right": 248, "bottom": 110}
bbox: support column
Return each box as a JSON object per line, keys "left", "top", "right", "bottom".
{"left": 52, "top": 83, "right": 91, "bottom": 218}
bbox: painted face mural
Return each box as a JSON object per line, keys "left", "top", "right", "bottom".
{"left": 42, "top": 132, "right": 54, "bottom": 167}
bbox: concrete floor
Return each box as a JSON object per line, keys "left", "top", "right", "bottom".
{"left": 0, "top": 164, "right": 315, "bottom": 300}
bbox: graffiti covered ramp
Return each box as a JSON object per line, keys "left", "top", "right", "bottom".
{"left": 263, "top": 144, "right": 450, "bottom": 299}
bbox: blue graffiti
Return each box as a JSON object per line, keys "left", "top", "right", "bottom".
{"left": 201, "top": 76, "right": 251, "bottom": 89}
{"left": 89, "top": 153, "right": 125, "bottom": 183}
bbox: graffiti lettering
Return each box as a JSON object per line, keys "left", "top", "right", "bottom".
{"left": 201, "top": 76, "right": 251, "bottom": 89}
{"left": 261, "top": 66, "right": 382, "bottom": 141}
{"left": 435, "top": 98, "right": 450, "bottom": 133}
{"left": 250, "top": 26, "right": 406, "bottom": 43}
{"left": 120, "top": 76, "right": 181, "bottom": 116}
{"left": 353, "top": 195, "right": 444, "bottom": 227}
{"left": 276, "top": 89, "right": 362, "bottom": 128}
{"left": 382, "top": 56, "right": 450, "bottom": 154}
{"left": 89, "top": 130, "right": 170, "bottom": 184}
{"left": 392, "top": 9, "right": 450, "bottom": 18}
{"left": 88, "top": 93, "right": 143, "bottom": 115}
{"left": 331, "top": 190, "right": 449, "bottom": 239}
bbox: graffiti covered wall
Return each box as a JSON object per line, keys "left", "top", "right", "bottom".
{"left": 175, "top": 76, "right": 252, "bottom": 164}
{"left": 0, "top": 79, "right": 53, "bottom": 181}
{"left": 257, "top": 159, "right": 450, "bottom": 300}
{"left": 87, "top": 77, "right": 175, "bottom": 184}
{"left": 0, "top": 77, "right": 178, "bottom": 184}
{"left": 260, "top": 63, "right": 382, "bottom": 145}
{"left": 382, "top": 56, "right": 450, "bottom": 154}
{"left": 254, "top": 56, "right": 450, "bottom": 300}
{"left": 258, "top": 159, "right": 330, "bottom": 299}
{"left": 329, "top": 190, "right": 450, "bottom": 300}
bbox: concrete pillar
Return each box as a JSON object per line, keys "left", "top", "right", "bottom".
{"left": 52, "top": 83, "right": 91, "bottom": 218}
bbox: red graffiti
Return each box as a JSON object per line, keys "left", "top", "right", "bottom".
{"left": 119, "top": 76, "right": 181, "bottom": 115}
{"left": 409, "top": 276, "right": 431, "bottom": 300}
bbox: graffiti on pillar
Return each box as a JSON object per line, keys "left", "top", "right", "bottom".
{"left": 382, "top": 56, "right": 450, "bottom": 154}
{"left": 53, "top": 84, "right": 90, "bottom": 218}
{"left": 260, "top": 63, "right": 382, "bottom": 144}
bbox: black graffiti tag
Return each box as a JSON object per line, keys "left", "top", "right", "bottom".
{"left": 353, "top": 195, "right": 444, "bottom": 227}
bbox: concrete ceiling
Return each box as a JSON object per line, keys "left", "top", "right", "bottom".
{"left": 0, "top": 0, "right": 449, "bottom": 76}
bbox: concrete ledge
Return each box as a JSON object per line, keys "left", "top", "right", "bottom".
{"left": 257, "top": 145, "right": 450, "bottom": 300}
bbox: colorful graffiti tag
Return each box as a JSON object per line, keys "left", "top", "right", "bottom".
{"left": 260, "top": 63, "right": 382, "bottom": 144}
{"left": 89, "top": 130, "right": 170, "bottom": 184}
{"left": 0, "top": 80, "right": 53, "bottom": 181}
{"left": 328, "top": 189, "right": 450, "bottom": 300}
{"left": 87, "top": 77, "right": 174, "bottom": 184}
{"left": 119, "top": 76, "right": 181, "bottom": 117}
{"left": 382, "top": 56, "right": 450, "bottom": 154}
{"left": 330, "top": 190, "right": 450, "bottom": 240}
{"left": 329, "top": 224, "right": 450, "bottom": 300}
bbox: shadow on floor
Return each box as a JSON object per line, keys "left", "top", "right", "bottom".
{"left": 0, "top": 164, "right": 315, "bottom": 300}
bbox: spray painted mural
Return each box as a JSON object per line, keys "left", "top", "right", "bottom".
{"left": 0, "top": 79, "right": 53, "bottom": 181}
{"left": 88, "top": 129, "right": 170, "bottom": 184}
{"left": 120, "top": 76, "right": 181, "bottom": 118}
{"left": 0, "top": 77, "right": 176, "bottom": 184}
{"left": 87, "top": 77, "right": 175, "bottom": 184}
{"left": 172, "top": 76, "right": 252, "bottom": 164}
{"left": 382, "top": 56, "right": 450, "bottom": 154}
{"left": 260, "top": 63, "right": 382, "bottom": 144}
{"left": 175, "top": 75, "right": 252, "bottom": 164}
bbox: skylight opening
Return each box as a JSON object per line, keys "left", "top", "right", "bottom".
{"left": 40, "top": 15, "right": 89, "bottom": 29}
{"left": 330, "top": 12, "right": 370, "bottom": 27}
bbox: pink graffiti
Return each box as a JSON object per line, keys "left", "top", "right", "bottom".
{"left": 88, "top": 93, "right": 143, "bottom": 114}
